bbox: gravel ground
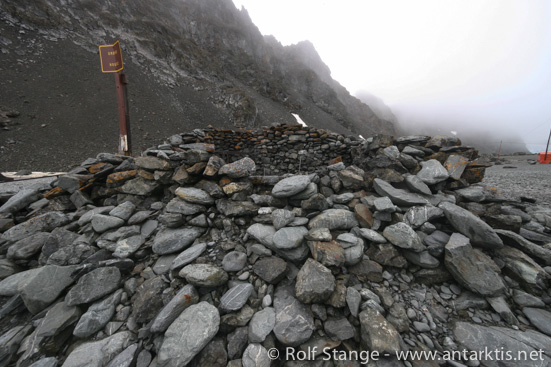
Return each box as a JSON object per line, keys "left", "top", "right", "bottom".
{"left": 482, "top": 154, "right": 551, "bottom": 207}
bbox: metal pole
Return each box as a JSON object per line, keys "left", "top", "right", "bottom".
{"left": 545, "top": 124, "right": 551, "bottom": 163}
{"left": 115, "top": 72, "right": 131, "bottom": 156}
{"left": 497, "top": 140, "right": 502, "bottom": 159}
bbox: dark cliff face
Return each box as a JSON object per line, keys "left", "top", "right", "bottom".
{"left": 0, "top": 0, "right": 395, "bottom": 170}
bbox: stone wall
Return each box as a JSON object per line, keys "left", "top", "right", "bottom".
{"left": 160, "top": 124, "right": 361, "bottom": 175}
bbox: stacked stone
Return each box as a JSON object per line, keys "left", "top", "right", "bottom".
{"left": 0, "top": 125, "right": 551, "bottom": 367}
{"left": 156, "top": 124, "right": 362, "bottom": 175}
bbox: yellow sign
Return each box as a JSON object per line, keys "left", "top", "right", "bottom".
{"left": 99, "top": 40, "right": 124, "bottom": 73}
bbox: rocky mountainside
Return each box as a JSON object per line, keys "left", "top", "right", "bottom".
{"left": 0, "top": 0, "right": 395, "bottom": 171}
{"left": 1, "top": 125, "right": 551, "bottom": 367}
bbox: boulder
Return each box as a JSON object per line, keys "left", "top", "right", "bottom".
{"left": 444, "top": 233, "right": 506, "bottom": 297}
{"left": 272, "top": 175, "right": 311, "bottom": 198}
{"left": 295, "top": 259, "right": 335, "bottom": 304}
{"left": 157, "top": 302, "right": 220, "bottom": 367}
{"left": 439, "top": 201, "right": 503, "bottom": 249}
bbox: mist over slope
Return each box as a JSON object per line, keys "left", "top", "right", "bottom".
{"left": 0, "top": 0, "right": 394, "bottom": 171}
{"left": 354, "top": 91, "right": 530, "bottom": 154}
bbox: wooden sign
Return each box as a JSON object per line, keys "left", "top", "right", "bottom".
{"left": 99, "top": 40, "right": 124, "bottom": 73}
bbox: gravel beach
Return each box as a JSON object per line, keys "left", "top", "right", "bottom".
{"left": 482, "top": 154, "right": 551, "bottom": 207}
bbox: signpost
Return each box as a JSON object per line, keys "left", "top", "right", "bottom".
{"left": 99, "top": 40, "right": 132, "bottom": 156}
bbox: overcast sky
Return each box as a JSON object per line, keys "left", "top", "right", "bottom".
{"left": 231, "top": 0, "right": 551, "bottom": 152}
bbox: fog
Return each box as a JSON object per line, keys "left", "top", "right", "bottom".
{"left": 232, "top": 0, "right": 551, "bottom": 153}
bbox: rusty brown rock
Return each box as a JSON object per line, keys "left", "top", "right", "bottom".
{"left": 354, "top": 204, "right": 373, "bottom": 228}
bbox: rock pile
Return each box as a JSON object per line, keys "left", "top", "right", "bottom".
{"left": 1, "top": 125, "right": 551, "bottom": 367}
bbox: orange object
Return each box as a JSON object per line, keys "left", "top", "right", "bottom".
{"left": 537, "top": 153, "right": 551, "bottom": 164}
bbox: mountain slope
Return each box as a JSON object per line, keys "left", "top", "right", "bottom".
{"left": 0, "top": 0, "right": 395, "bottom": 171}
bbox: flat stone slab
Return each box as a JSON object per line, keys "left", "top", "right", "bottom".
{"left": 157, "top": 302, "right": 219, "bottom": 367}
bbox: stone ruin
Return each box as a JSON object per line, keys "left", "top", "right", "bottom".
{"left": 1, "top": 124, "right": 551, "bottom": 367}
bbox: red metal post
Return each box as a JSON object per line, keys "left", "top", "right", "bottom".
{"left": 115, "top": 72, "right": 132, "bottom": 156}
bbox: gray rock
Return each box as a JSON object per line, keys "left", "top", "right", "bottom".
{"left": 65, "top": 267, "right": 121, "bottom": 306}
{"left": 152, "top": 226, "right": 206, "bottom": 255}
{"left": 404, "top": 174, "right": 432, "bottom": 196}
{"left": 273, "top": 285, "right": 314, "bottom": 346}
{"left": 359, "top": 307, "right": 401, "bottom": 354}
{"left": 165, "top": 198, "right": 206, "bottom": 215}
{"left": 524, "top": 307, "right": 551, "bottom": 336}
{"left": 456, "top": 186, "right": 485, "bottom": 202}
{"left": 338, "top": 166, "right": 366, "bottom": 190}
{"left": 227, "top": 327, "right": 249, "bottom": 360}
{"left": 513, "top": 289, "right": 545, "bottom": 308}
{"left": 74, "top": 290, "right": 123, "bottom": 338}
{"left": 150, "top": 285, "right": 198, "bottom": 333}
{"left": 0, "top": 258, "right": 20, "bottom": 279}
{"left": 308, "top": 209, "right": 359, "bottom": 230}
{"left": 17, "top": 265, "right": 76, "bottom": 314}
{"left": 194, "top": 338, "right": 227, "bottom": 367}
{"left": 272, "top": 175, "right": 311, "bottom": 198}
{"left": 346, "top": 287, "right": 362, "bottom": 317}
{"left": 175, "top": 187, "right": 214, "bottom": 205}
{"left": 496, "top": 229, "right": 551, "bottom": 266}
{"left": 252, "top": 257, "right": 288, "bottom": 284}
{"left": 403, "top": 205, "right": 444, "bottom": 229}
{"left": 28, "top": 357, "right": 58, "bottom": 367}
{"left": 135, "top": 156, "right": 171, "bottom": 170}
{"left": 291, "top": 182, "right": 318, "bottom": 200}
{"left": 374, "top": 197, "right": 396, "bottom": 213}
{"left": 105, "top": 343, "right": 139, "bottom": 367}
{"left": 157, "top": 302, "right": 219, "bottom": 367}
{"left": 451, "top": 291, "right": 489, "bottom": 311}
{"left": 117, "top": 178, "right": 160, "bottom": 195}
{"left": 439, "top": 201, "right": 503, "bottom": 249}
{"left": 272, "top": 209, "right": 295, "bottom": 230}
{"left": 181, "top": 149, "right": 211, "bottom": 165}
{"left": 453, "top": 322, "right": 551, "bottom": 367}
{"left": 113, "top": 235, "right": 146, "bottom": 258}
{"left": 246, "top": 224, "right": 276, "bottom": 248}
{"left": 324, "top": 317, "right": 355, "bottom": 341}
{"left": 7, "top": 232, "right": 50, "bottom": 260}
{"left": 417, "top": 159, "right": 449, "bottom": 184}
{"left": 295, "top": 259, "right": 335, "bottom": 304}
{"left": 487, "top": 296, "right": 519, "bottom": 325}
{"left": 493, "top": 245, "right": 550, "bottom": 292}
{"left": 242, "top": 344, "right": 270, "bottom": 367}
{"left": 171, "top": 242, "right": 207, "bottom": 270}
{"left": 179, "top": 264, "right": 229, "bottom": 287}
{"left": 62, "top": 331, "right": 134, "bottom": 367}
{"left": 222, "top": 251, "right": 248, "bottom": 272}
{"left": 0, "top": 187, "right": 42, "bottom": 214}
{"left": 130, "top": 276, "right": 167, "bottom": 323}
{"left": 356, "top": 228, "right": 387, "bottom": 243}
{"left": 444, "top": 233, "right": 506, "bottom": 297}
{"left": 216, "top": 200, "right": 259, "bottom": 217}
{"left": 2, "top": 212, "right": 70, "bottom": 243}
{"left": 402, "top": 250, "right": 440, "bottom": 268}
{"left": 332, "top": 193, "right": 355, "bottom": 204}
{"left": 444, "top": 154, "right": 469, "bottom": 180}
{"left": 383, "top": 222, "right": 425, "bottom": 252}
{"left": 35, "top": 301, "right": 82, "bottom": 338}
{"left": 423, "top": 230, "right": 450, "bottom": 257}
{"left": 273, "top": 226, "right": 308, "bottom": 250}
{"left": 248, "top": 307, "right": 275, "bottom": 343}
{"left": 218, "top": 157, "right": 256, "bottom": 178}
{"left": 337, "top": 233, "right": 364, "bottom": 266}
{"left": 91, "top": 214, "right": 125, "bottom": 233}
{"left": 109, "top": 202, "right": 136, "bottom": 221}
{"left": 220, "top": 283, "right": 254, "bottom": 312}
{"left": 373, "top": 178, "right": 429, "bottom": 206}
